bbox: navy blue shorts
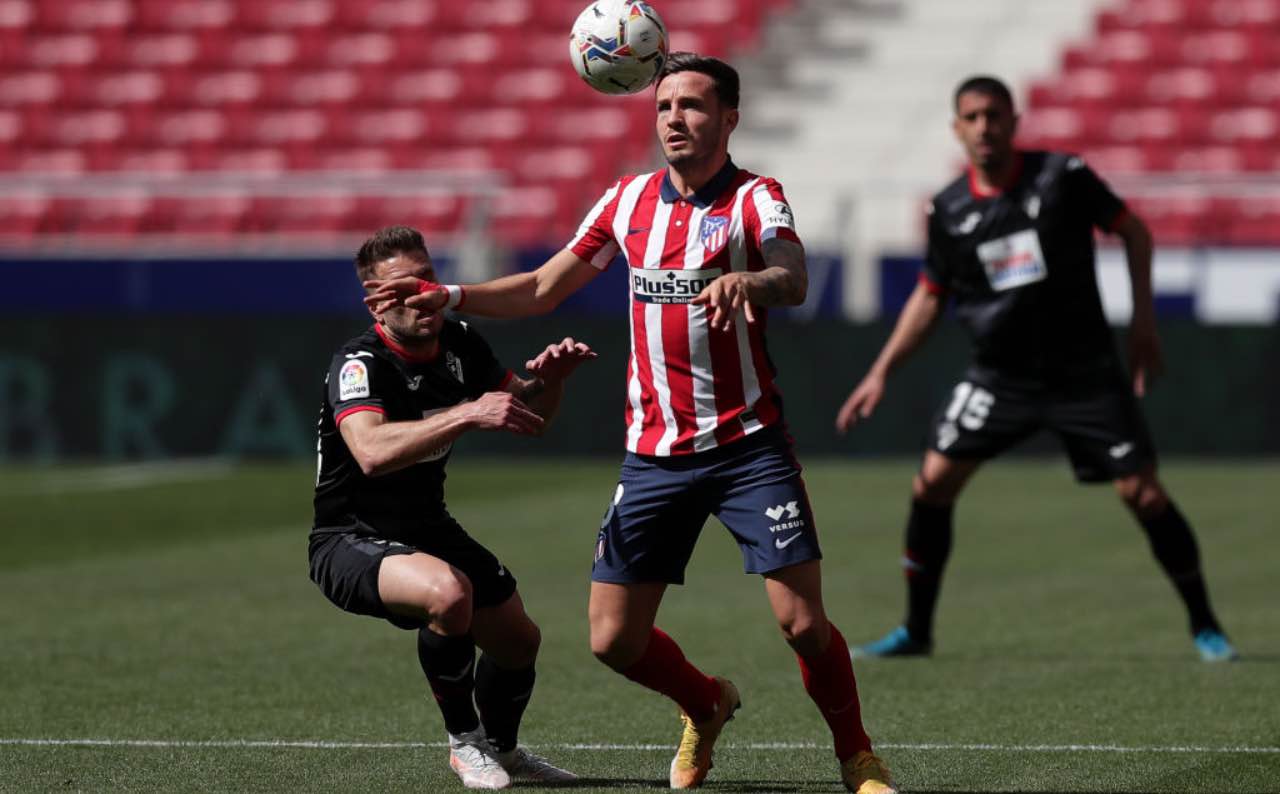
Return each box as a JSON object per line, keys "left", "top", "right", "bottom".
{"left": 592, "top": 426, "right": 822, "bottom": 585}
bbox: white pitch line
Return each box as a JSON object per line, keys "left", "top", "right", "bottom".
{"left": 1, "top": 739, "right": 1277, "bottom": 754}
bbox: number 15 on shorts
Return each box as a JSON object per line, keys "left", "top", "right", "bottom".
{"left": 937, "top": 381, "right": 994, "bottom": 450}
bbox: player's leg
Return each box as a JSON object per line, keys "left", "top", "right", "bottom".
{"left": 1113, "top": 467, "right": 1236, "bottom": 661}
{"left": 763, "top": 561, "right": 895, "bottom": 794}
{"left": 309, "top": 532, "right": 506, "bottom": 788}
{"left": 589, "top": 455, "right": 730, "bottom": 788}
{"left": 1052, "top": 375, "right": 1236, "bottom": 661}
{"left": 378, "top": 552, "right": 509, "bottom": 787}
{"left": 881, "top": 450, "right": 983, "bottom": 653}
{"left": 858, "top": 373, "right": 1035, "bottom": 657}
{"left": 588, "top": 580, "right": 723, "bottom": 717}
{"left": 711, "top": 434, "right": 894, "bottom": 793}
{"left": 468, "top": 590, "right": 576, "bottom": 782}
{"left": 588, "top": 456, "right": 722, "bottom": 719}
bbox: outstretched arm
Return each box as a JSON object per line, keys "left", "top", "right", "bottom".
{"left": 339, "top": 394, "right": 544, "bottom": 477}
{"left": 835, "top": 281, "right": 946, "bottom": 433}
{"left": 503, "top": 337, "right": 598, "bottom": 429}
{"left": 692, "top": 237, "right": 808, "bottom": 331}
{"left": 364, "top": 248, "right": 601, "bottom": 318}
{"left": 1114, "top": 211, "right": 1163, "bottom": 396}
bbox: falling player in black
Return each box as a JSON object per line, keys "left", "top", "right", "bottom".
{"left": 310, "top": 226, "right": 595, "bottom": 788}
{"left": 835, "top": 76, "right": 1237, "bottom": 663}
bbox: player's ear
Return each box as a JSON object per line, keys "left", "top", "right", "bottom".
{"left": 725, "top": 107, "right": 739, "bottom": 134}
{"left": 1009, "top": 112, "right": 1020, "bottom": 139}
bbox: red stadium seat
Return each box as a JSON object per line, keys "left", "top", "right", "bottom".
{"left": 2, "top": 0, "right": 796, "bottom": 246}
{"left": 353, "top": 195, "right": 466, "bottom": 236}
{"left": 0, "top": 194, "right": 49, "bottom": 239}
{"left": 134, "top": 1, "right": 237, "bottom": 32}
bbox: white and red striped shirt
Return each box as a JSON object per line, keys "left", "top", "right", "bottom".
{"left": 567, "top": 160, "right": 802, "bottom": 457}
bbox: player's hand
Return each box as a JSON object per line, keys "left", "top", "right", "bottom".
{"left": 835, "top": 371, "right": 886, "bottom": 434}
{"left": 362, "top": 277, "right": 445, "bottom": 315}
{"left": 465, "top": 391, "right": 545, "bottom": 435}
{"left": 1127, "top": 320, "right": 1165, "bottom": 397}
{"left": 525, "top": 337, "right": 598, "bottom": 383}
{"left": 692, "top": 273, "right": 756, "bottom": 332}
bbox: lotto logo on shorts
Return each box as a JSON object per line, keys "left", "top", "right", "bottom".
{"left": 631, "top": 267, "right": 722, "bottom": 304}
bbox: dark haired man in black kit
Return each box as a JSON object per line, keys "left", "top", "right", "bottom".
{"left": 836, "top": 76, "right": 1237, "bottom": 663}
{"left": 310, "top": 226, "right": 595, "bottom": 789}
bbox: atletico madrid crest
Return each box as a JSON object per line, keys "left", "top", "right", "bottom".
{"left": 699, "top": 215, "right": 729, "bottom": 255}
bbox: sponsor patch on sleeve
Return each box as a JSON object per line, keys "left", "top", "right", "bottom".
{"left": 338, "top": 359, "right": 371, "bottom": 400}
{"left": 761, "top": 201, "right": 796, "bottom": 231}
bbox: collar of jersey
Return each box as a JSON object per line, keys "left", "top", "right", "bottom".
{"left": 374, "top": 323, "right": 440, "bottom": 364}
{"left": 967, "top": 150, "right": 1024, "bottom": 199}
{"left": 659, "top": 157, "right": 738, "bottom": 208}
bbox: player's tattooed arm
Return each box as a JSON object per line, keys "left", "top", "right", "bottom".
{"left": 753, "top": 237, "right": 809, "bottom": 306}
{"left": 694, "top": 238, "right": 807, "bottom": 331}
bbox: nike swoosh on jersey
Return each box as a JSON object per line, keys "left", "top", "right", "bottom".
{"left": 775, "top": 533, "right": 803, "bottom": 550}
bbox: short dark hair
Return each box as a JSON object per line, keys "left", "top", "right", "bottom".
{"left": 354, "top": 225, "right": 429, "bottom": 284}
{"left": 953, "top": 75, "right": 1015, "bottom": 113}
{"left": 657, "top": 51, "right": 740, "bottom": 109}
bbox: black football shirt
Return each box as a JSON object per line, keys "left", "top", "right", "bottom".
{"left": 923, "top": 150, "right": 1128, "bottom": 378}
{"left": 312, "top": 320, "right": 510, "bottom": 539}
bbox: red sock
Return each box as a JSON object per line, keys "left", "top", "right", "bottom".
{"left": 622, "top": 627, "right": 720, "bottom": 722}
{"left": 797, "top": 622, "right": 872, "bottom": 761}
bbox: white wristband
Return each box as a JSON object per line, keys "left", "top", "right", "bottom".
{"left": 443, "top": 284, "right": 465, "bottom": 309}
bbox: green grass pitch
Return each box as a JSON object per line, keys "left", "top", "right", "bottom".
{"left": 1, "top": 458, "right": 1277, "bottom": 792}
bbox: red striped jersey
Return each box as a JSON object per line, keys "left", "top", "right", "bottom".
{"left": 567, "top": 159, "right": 802, "bottom": 457}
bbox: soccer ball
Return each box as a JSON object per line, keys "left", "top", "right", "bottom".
{"left": 569, "top": 1, "right": 669, "bottom": 95}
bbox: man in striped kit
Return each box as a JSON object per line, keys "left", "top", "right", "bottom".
{"left": 364, "top": 53, "right": 896, "bottom": 794}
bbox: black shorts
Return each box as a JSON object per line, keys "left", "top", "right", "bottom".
{"left": 926, "top": 365, "right": 1156, "bottom": 483}
{"left": 308, "top": 517, "right": 518, "bottom": 631}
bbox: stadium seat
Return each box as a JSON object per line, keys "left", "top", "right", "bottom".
{"left": 0, "top": 0, "right": 802, "bottom": 244}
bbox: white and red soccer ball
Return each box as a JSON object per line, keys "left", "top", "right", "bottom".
{"left": 569, "top": 1, "right": 669, "bottom": 95}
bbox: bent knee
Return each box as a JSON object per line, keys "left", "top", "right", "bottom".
{"left": 1115, "top": 475, "right": 1168, "bottom": 517}
{"left": 912, "top": 472, "right": 959, "bottom": 504}
{"left": 429, "top": 574, "right": 474, "bottom": 635}
{"left": 589, "top": 621, "right": 646, "bottom": 671}
{"left": 778, "top": 614, "right": 828, "bottom": 657}
{"left": 506, "top": 619, "right": 542, "bottom": 668}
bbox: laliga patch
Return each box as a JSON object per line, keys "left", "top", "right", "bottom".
{"left": 631, "top": 266, "right": 722, "bottom": 304}
{"left": 699, "top": 215, "right": 730, "bottom": 255}
{"left": 976, "top": 229, "right": 1048, "bottom": 292}
{"left": 338, "top": 360, "right": 370, "bottom": 400}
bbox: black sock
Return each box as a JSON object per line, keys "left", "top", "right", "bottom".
{"left": 417, "top": 628, "right": 480, "bottom": 736}
{"left": 903, "top": 499, "right": 954, "bottom": 643}
{"left": 1138, "top": 502, "right": 1222, "bottom": 635}
{"left": 474, "top": 654, "right": 536, "bottom": 754}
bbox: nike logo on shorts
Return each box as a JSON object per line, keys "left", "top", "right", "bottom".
{"left": 775, "top": 533, "right": 802, "bottom": 550}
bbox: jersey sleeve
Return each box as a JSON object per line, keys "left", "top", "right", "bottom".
{"left": 328, "top": 353, "right": 387, "bottom": 426}
{"left": 1065, "top": 156, "right": 1128, "bottom": 232}
{"left": 456, "top": 322, "right": 512, "bottom": 398}
{"left": 745, "top": 177, "right": 802, "bottom": 247}
{"left": 566, "top": 178, "right": 625, "bottom": 270}
{"left": 920, "top": 201, "right": 951, "bottom": 294}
